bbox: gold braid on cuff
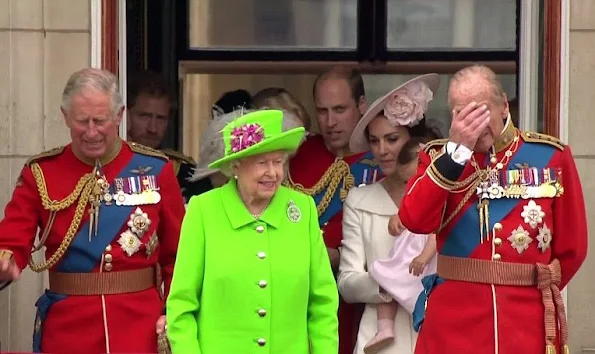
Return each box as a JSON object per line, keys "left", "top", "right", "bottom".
{"left": 427, "top": 163, "right": 458, "bottom": 190}
{"left": 426, "top": 151, "right": 462, "bottom": 191}
{"left": 158, "top": 332, "right": 172, "bottom": 354}
{"left": 0, "top": 250, "right": 13, "bottom": 261}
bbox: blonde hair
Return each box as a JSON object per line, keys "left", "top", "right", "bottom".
{"left": 252, "top": 88, "right": 312, "bottom": 131}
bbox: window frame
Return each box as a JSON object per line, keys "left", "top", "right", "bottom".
{"left": 543, "top": 0, "right": 562, "bottom": 138}
{"left": 374, "top": 0, "right": 519, "bottom": 62}
{"left": 102, "top": 0, "right": 119, "bottom": 74}
{"left": 112, "top": 0, "right": 563, "bottom": 141}
{"left": 176, "top": 0, "right": 519, "bottom": 63}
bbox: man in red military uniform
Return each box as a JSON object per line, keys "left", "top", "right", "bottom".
{"left": 287, "top": 66, "right": 382, "bottom": 354}
{"left": 0, "top": 68, "right": 184, "bottom": 353}
{"left": 394, "top": 65, "right": 587, "bottom": 354}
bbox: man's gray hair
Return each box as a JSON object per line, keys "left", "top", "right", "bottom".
{"left": 61, "top": 68, "right": 124, "bottom": 114}
{"left": 447, "top": 64, "right": 507, "bottom": 109}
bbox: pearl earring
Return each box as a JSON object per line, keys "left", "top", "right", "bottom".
{"left": 234, "top": 175, "right": 238, "bottom": 180}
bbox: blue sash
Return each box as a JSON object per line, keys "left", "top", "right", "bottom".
{"left": 32, "top": 291, "right": 67, "bottom": 351}
{"left": 315, "top": 152, "right": 380, "bottom": 225}
{"left": 411, "top": 142, "right": 556, "bottom": 332}
{"left": 412, "top": 274, "right": 444, "bottom": 332}
{"left": 32, "top": 152, "right": 166, "bottom": 352}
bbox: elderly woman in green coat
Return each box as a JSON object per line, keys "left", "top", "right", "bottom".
{"left": 166, "top": 109, "right": 339, "bottom": 354}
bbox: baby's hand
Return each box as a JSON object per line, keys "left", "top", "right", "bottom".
{"left": 408, "top": 255, "right": 428, "bottom": 276}
{"left": 388, "top": 214, "right": 405, "bottom": 236}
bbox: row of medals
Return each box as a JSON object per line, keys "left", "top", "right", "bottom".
{"left": 476, "top": 170, "right": 563, "bottom": 200}
{"left": 88, "top": 172, "right": 158, "bottom": 257}
{"left": 475, "top": 137, "right": 563, "bottom": 201}
{"left": 92, "top": 175, "right": 162, "bottom": 207}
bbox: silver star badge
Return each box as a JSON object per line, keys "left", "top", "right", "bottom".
{"left": 508, "top": 225, "right": 533, "bottom": 254}
{"left": 118, "top": 230, "right": 142, "bottom": 257}
{"left": 521, "top": 200, "right": 545, "bottom": 229}
{"left": 536, "top": 223, "right": 552, "bottom": 252}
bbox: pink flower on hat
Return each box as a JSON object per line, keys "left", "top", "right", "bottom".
{"left": 384, "top": 81, "right": 433, "bottom": 127}
{"left": 230, "top": 123, "right": 264, "bottom": 153}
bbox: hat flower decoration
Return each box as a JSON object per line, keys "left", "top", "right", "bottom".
{"left": 208, "top": 109, "right": 306, "bottom": 170}
{"left": 384, "top": 80, "right": 433, "bottom": 127}
{"left": 230, "top": 123, "right": 265, "bottom": 153}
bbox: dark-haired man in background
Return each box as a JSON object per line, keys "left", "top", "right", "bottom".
{"left": 126, "top": 70, "right": 197, "bottom": 202}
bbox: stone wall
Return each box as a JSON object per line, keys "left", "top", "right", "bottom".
{"left": 0, "top": 0, "right": 90, "bottom": 351}
{"left": 567, "top": 0, "right": 595, "bottom": 351}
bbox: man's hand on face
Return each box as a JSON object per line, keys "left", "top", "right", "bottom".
{"left": 449, "top": 102, "right": 491, "bottom": 151}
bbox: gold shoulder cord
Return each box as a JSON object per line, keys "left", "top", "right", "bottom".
{"left": 28, "top": 162, "right": 95, "bottom": 272}
{"left": 284, "top": 157, "right": 354, "bottom": 216}
{"left": 436, "top": 170, "right": 485, "bottom": 233}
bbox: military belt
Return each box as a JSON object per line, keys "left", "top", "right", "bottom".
{"left": 437, "top": 255, "right": 568, "bottom": 353}
{"left": 49, "top": 267, "right": 156, "bottom": 295}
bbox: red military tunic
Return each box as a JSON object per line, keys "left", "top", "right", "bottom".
{"left": 399, "top": 121, "right": 587, "bottom": 354}
{"left": 0, "top": 140, "right": 184, "bottom": 353}
{"left": 288, "top": 134, "right": 382, "bottom": 354}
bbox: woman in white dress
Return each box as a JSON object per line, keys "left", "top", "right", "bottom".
{"left": 338, "top": 74, "right": 441, "bottom": 354}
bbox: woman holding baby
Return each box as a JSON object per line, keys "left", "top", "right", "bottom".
{"left": 338, "top": 74, "right": 441, "bottom": 354}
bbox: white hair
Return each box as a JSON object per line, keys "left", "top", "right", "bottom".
{"left": 218, "top": 160, "right": 240, "bottom": 178}
{"left": 61, "top": 68, "right": 124, "bottom": 115}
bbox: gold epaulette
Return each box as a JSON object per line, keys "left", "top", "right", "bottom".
{"left": 422, "top": 138, "right": 448, "bottom": 160}
{"left": 0, "top": 250, "right": 13, "bottom": 260}
{"left": 160, "top": 148, "right": 195, "bottom": 165}
{"left": 25, "top": 146, "right": 65, "bottom": 167}
{"left": 128, "top": 142, "right": 169, "bottom": 161}
{"left": 521, "top": 131, "right": 565, "bottom": 151}
{"left": 422, "top": 138, "right": 448, "bottom": 154}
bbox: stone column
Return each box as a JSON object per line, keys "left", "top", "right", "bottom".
{"left": 567, "top": 0, "right": 595, "bottom": 351}
{"left": 0, "top": 0, "right": 90, "bottom": 351}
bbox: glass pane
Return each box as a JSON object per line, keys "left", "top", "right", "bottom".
{"left": 387, "top": 0, "right": 517, "bottom": 50}
{"left": 188, "top": 0, "right": 358, "bottom": 50}
{"left": 179, "top": 72, "right": 516, "bottom": 159}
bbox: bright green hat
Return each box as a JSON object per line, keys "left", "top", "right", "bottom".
{"left": 208, "top": 109, "right": 306, "bottom": 169}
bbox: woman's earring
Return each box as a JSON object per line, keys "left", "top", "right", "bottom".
{"left": 234, "top": 175, "right": 238, "bottom": 180}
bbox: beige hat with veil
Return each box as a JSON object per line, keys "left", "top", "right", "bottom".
{"left": 188, "top": 109, "right": 250, "bottom": 182}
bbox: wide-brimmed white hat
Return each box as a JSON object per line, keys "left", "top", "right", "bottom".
{"left": 349, "top": 74, "right": 440, "bottom": 153}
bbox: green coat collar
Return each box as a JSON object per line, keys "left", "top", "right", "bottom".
{"left": 220, "top": 179, "right": 288, "bottom": 229}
